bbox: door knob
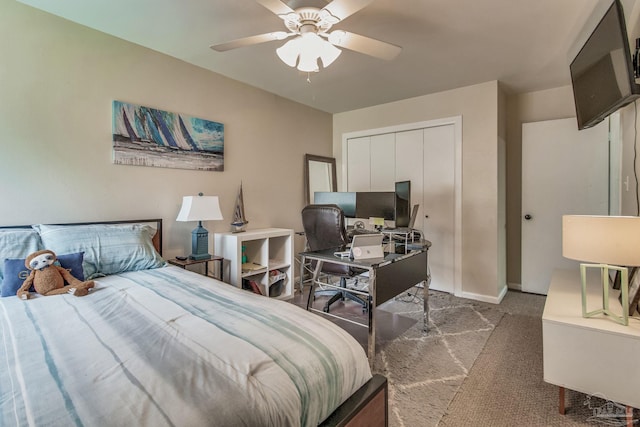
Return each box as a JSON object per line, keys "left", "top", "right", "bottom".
{"left": 524, "top": 214, "right": 532, "bottom": 220}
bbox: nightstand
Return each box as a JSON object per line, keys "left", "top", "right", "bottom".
{"left": 167, "top": 256, "right": 224, "bottom": 282}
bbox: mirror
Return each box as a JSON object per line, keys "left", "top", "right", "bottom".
{"left": 304, "top": 154, "right": 337, "bottom": 205}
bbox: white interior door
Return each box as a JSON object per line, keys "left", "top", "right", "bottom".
{"left": 521, "top": 117, "right": 609, "bottom": 295}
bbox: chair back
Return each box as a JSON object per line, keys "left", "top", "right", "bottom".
{"left": 301, "top": 204, "right": 348, "bottom": 251}
{"left": 301, "top": 204, "right": 351, "bottom": 276}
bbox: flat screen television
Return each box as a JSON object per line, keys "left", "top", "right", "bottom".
{"left": 570, "top": 0, "right": 640, "bottom": 130}
{"left": 313, "top": 192, "right": 357, "bottom": 218}
{"left": 394, "top": 181, "right": 411, "bottom": 227}
{"left": 355, "top": 192, "right": 395, "bottom": 221}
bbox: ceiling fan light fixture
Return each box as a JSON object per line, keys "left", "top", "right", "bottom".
{"left": 276, "top": 31, "right": 342, "bottom": 72}
{"left": 298, "top": 56, "right": 319, "bottom": 72}
{"left": 276, "top": 37, "right": 301, "bottom": 67}
{"left": 297, "top": 40, "right": 320, "bottom": 72}
{"left": 319, "top": 40, "right": 341, "bottom": 67}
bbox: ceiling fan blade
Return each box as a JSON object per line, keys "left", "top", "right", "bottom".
{"left": 210, "top": 32, "right": 292, "bottom": 52}
{"left": 255, "top": 0, "right": 295, "bottom": 16}
{"left": 322, "top": 0, "right": 376, "bottom": 21}
{"left": 328, "top": 31, "right": 401, "bottom": 60}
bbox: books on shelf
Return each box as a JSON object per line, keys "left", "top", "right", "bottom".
{"left": 242, "top": 262, "right": 265, "bottom": 273}
{"left": 242, "top": 279, "right": 262, "bottom": 295}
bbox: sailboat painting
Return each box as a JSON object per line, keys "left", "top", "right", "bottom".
{"left": 112, "top": 100, "right": 224, "bottom": 171}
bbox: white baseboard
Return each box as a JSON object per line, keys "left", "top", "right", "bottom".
{"left": 459, "top": 284, "right": 508, "bottom": 304}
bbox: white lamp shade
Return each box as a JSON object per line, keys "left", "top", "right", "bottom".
{"left": 176, "top": 196, "right": 223, "bottom": 222}
{"left": 562, "top": 215, "right": 640, "bottom": 266}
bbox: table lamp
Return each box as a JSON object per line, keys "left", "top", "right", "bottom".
{"left": 176, "top": 193, "right": 223, "bottom": 260}
{"left": 562, "top": 215, "right": 640, "bottom": 326}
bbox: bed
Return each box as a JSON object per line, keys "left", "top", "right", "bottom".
{"left": 0, "top": 219, "right": 387, "bottom": 427}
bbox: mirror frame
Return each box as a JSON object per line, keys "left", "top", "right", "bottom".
{"left": 304, "top": 154, "right": 337, "bottom": 205}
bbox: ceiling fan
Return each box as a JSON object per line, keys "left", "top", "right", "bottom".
{"left": 210, "top": 0, "right": 402, "bottom": 73}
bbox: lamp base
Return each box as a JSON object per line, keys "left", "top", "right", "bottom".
{"left": 580, "top": 263, "right": 629, "bottom": 326}
{"left": 189, "top": 222, "right": 212, "bottom": 261}
{"left": 189, "top": 253, "right": 212, "bottom": 261}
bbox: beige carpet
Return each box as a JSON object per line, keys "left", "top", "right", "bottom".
{"left": 438, "top": 313, "right": 638, "bottom": 426}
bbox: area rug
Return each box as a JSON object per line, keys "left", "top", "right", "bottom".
{"left": 372, "top": 290, "right": 505, "bottom": 427}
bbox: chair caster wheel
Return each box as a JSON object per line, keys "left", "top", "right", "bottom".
{"left": 323, "top": 305, "right": 330, "bottom": 313}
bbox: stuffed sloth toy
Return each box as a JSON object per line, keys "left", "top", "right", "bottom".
{"left": 17, "top": 250, "right": 95, "bottom": 300}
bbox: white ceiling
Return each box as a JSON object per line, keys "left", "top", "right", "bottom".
{"left": 17, "top": 0, "right": 616, "bottom": 113}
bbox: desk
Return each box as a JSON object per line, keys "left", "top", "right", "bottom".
{"left": 300, "top": 241, "right": 431, "bottom": 367}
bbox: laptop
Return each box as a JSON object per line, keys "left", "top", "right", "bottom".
{"left": 349, "top": 233, "right": 385, "bottom": 260}
{"left": 407, "top": 204, "right": 419, "bottom": 229}
{"left": 384, "top": 204, "right": 420, "bottom": 232}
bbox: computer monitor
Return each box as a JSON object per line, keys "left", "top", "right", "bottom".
{"left": 394, "top": 181, "right": 411, "bottom": 227}
{"left": 355, "top": 192, "right": 395, "bottom": 221}
{"left": 313, "top": 192, "right": 357, "bottom": 218}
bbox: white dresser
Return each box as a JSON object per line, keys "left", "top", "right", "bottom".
{"left": 543, "top": 269, "right": 640, "bottom": 411}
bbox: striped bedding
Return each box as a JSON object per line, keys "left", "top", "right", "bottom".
{"left": 0, "top": 266, "right": 371, "bottom": 426}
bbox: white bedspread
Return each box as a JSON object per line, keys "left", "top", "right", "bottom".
{"left": 0, "top": 266, "right": 371, "bottom": 426}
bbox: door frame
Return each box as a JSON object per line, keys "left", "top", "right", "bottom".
{"left": 341, "top": 116, "right": 463, "bottom": 296}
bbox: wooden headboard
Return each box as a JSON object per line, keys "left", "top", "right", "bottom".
{"left": 0, "top": 219, "right": 163, "bottom": 256}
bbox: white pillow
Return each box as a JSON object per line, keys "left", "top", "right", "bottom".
{"left": 33, "top": 223, "right": 165, "bottom": 279}
{"left": 0, "top": 229, "right": 43, "bottom": 280}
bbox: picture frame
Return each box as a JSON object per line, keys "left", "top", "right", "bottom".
{"left": 619, "top": 267, "right": 640, "bottom": 316}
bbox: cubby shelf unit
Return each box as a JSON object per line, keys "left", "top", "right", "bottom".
{"left": 214, "top": 228, "right": 294, "bottom": 300}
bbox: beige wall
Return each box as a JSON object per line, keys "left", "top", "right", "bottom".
{"left": 333, "top": 81, "right": 506, "bottom": 302}
{"left": 0, "top": 0, "right": 332, "bottom": 259}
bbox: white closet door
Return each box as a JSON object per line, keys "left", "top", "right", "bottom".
{"left": 347, "top": 136, "right": 371, "bottom": 191}
{"left": 370, "top": 134, "right": 396, "bottom": 191}
{"left": 344, "top": 119, "right": 459, "bottom": 295}
{"left": 395, "top": 129, "right": 424, "bottom": 225}
{"left": 423, "top": 125, "right": 456, "bottom": 293}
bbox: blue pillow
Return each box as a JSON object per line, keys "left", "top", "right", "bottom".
{"left": 0, "top": 229, "right": 43, "bottom": 280}
{"left": 0, "top": 252, "right": 85, "bottom": 297}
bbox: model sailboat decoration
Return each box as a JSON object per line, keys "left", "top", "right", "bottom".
{"left": 231, "top": 183, "right": 248, "bottom": 233}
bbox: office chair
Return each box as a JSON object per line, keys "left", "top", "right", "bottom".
{"left": 301, "top": 204, "right": 368, "bottom": 313}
